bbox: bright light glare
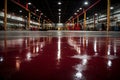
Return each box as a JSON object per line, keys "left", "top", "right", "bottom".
{"left": 26, "top": 52, "right": 31, "bottom": 61}
{"left": 16, "top": 60, "right": 21, "bottom": 71}
{"left": 19, "top": 10, "right": 22, "bottom": 13}
{"left": 95, "top": 13, "right": 98, "bottom": 16}
{"left": 41, "top": 13, "right": 43, "bottom": 15}
{"left": 94, "top": 38, "right": 97, "bottom": 53}
{"left": 58, "top": 2, "right": 62, "bottom": 5}
{"left": 74, "top": 13, "right": 77, "bottom": 15}
{"left": 84, "top": 1, "right": 88, "bottom": 5}
{"left": 114, "top": 43, "right": 117, "bottom": 53}
{"left": 58, "top": 9, "right": 61, "bottom": 11}
{"left": 57, "top": 37, "right": 61, "bottom": 61}
{"left": 36, "top": 46, "right": 39, "bottom": 53}
{"left": 28, "top": 2, "right": 31, "bottom": 5}
{"left": 108, "top": 60, "right": 112, "bottom": 67}
{"left": 77, "top": 10, "right": 79, "bottom": 12}
{"left": 82, "top": 59, "right": 87, "bottom": 65}
{"left": 58, "top": 13, "right": 61, "bottom": 15}
{"left": 79, "top": 7, "right": 82, "bottom": 10}
{"left": 36, "top": 9, "right": 39, "bottom": 11}
{"left": 0, "top": 57, "right": 3, "bottom": 62}
{"left": 107, "top": 45, "right": 111, "bottom": 55}
{"left": 110, "top": 7, "right": 114, "bottom": 10}
{"left": 75, "top": 72, "right": 82, "bottom": 78}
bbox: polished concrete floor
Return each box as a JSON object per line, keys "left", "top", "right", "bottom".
{"left": 0, "top": 31, "right": 120, "bottom": 80}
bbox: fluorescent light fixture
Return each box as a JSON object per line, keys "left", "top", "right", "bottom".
{"left": 58, "top": 2, "right": 62, "bottom": 5}
{"left": 95, "top": 13, "right": 98, "bottom": 16}
{"left": 77, "top": 10, "right": 79, "bottom": 12}
{"left": 79, "top": 7, "right": 82, "bottom": 10}
{"left": 41, "top": 13, "right": 43, "bottom": 15}
{"left": 74, "top": 13, "right": 77, "bottom": 15}
{"left": 58, "top": 9, "right": 61, "bottom": 11}
{"left": 58, "top": 12, "right": 61, "bottom": 15}
{"left": 84, "top": 1, "right": 88, "bottom": 5}
{"left": 28, "top": 2, "right": 31, "bottom": 5}
{"left": 36, "top": 9, "right": 39, "bottom": 11}
{"left": 110, "top": 6, "right": 114, "bottom": 10}
{"left": 19, "top": 10, "right": 22, "bottom": 13}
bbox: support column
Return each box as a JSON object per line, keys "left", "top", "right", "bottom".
{"left": 4, "top": 0, "right": 7, "bottom": 31}
{"left": 66, "top": 22, "right": 69, "bottom": 30}
{"left": 72, "top": 19, "right": 74, "bottom": 30}
{"left": 84, "top": 10, "right": 87, "bottom": 30}
{"left": 38, "top": 16, "right": 40, "bottom": 29}
{"left": 77, "top": 15, "right": 79, "bottom": 27}
{"left": 43, "top": 20, "right": 46, "bottom": 29}
{"left": 94, "top": 13, "right": 96, "bottom": 30}
{"left": 107, "top": 0, "right": 110, "bottom": 31}
{"left": 28, "top": 11, "right": 31, "bottom": 30}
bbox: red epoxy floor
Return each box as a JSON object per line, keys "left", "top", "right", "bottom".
{"left": 0, "top": 31, "right": 120, "bottom": 80}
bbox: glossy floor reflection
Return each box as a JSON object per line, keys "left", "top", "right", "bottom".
{"left": 0, "top": 31, "right": 120, "bottom": 80}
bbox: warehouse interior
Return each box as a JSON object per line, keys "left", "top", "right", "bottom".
{"left": 0, "top": 0, "right": 120, "bottom": 31}
{"left": 0, "top": 0, "right": 120, "bottom": 80}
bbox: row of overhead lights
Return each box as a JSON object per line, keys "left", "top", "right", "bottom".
{"left": 67, "top": 1, "right": 115, "bottom": 23}
{"left": 58, "top": 1, "right": 62, "bottom": 23}
{"left": 19, "top": 2, "right": 51, "bottom": 22}
{"left": 67, "top": 1, "right": 89, "bottom": 22}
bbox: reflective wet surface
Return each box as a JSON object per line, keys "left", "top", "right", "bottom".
{"left": 0, "top": 31, "right": 120, "bottom": 80}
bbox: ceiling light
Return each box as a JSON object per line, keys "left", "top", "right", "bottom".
{"left": 19, "top": 10, "right": 22, "bottom": 13}
{"left": 77, "top": 10, "right": 79, "bottom": 12}
{"left": 58, "top": 2, "right": 62, "bottom": 5}
{"left": 74, "top": 13, "right": 77, "bottom": 15}
{"left": 41, "top": 13, "right": 43, "bottom": 15}
{"left": 0, "top": 57, "right": 3, "bottom": 62}
{"left": 95, "top": 13, "right": 98, "bottom": 16}
{"left": 58, "top": 13, "right": 61, "bottom": 15}
{"left": 110, "top": 6, "right": 114, "bottom": 10}
{"left": 58, "top": 9, "right": 61, "bottom": 11}
{"left": 28, "top": 2, "right": 31, "bottom": 5}
{"left": 36, "top": 9, "right": 39, "bottom": 11}
{"left": 84, "top": 1, "right": 88, "bottom": 5}
{"left": 79, "top": 7, "right": 82, "bottom": 10}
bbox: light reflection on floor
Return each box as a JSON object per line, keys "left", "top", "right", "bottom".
{"left": 0, "top": 31, "right": 120, "bottom": 80}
